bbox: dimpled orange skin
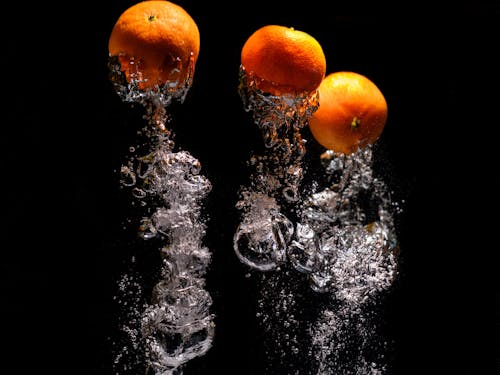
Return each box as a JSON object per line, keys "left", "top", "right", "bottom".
{"left": 108, "top": 0, "right": 200, "bottom": 90}
{"left": 308, "top": 71, "right": 388, "bottom": 155}
{"left": 241, "top": 25, "right": 326, "bottom": 96}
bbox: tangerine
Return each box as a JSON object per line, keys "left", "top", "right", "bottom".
{"left": 308, "top": 71, "right": 388, "bottom": 155}
{"left": 241, "top": 25, "right": 326, "bottom": 96}
{"left": 108, "top": 0, "right": 200, "bottom": 90}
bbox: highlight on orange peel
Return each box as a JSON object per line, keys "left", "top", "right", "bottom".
{"left": 241, "top": 25, "right": 326, "bottom": 96}
{"left": 108, "top": 0, "right": 200, "bottom": 90}
{"left": 308, "top": 71, "right": 388, "bottom": 155}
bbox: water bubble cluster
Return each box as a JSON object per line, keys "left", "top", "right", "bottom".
{"left": 109, "top": 55, "right": 195, "bottom": 105}
{"left": 302, "top": 149, "right": 398, "bottom": 374}
{"left": 310, "top": 306, "right": 389, "bottom": 375}
{"left": 131, "top": 145, "right": 214, "bottom": 374}
{"left": 295, "top": 148, "right": 398, "bottom": 302}
{"left": 110, "top": 58, "right": 214, "bottom": 375}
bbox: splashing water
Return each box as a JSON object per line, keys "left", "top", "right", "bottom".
{"left": 234, "top": 66, "right": 400, "bottom": 373}
{"left": 109, "top": 56, "right": 214, "bottom": 375}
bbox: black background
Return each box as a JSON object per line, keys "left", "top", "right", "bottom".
{"left": 1, "top": 1, "right": 497, "bottom": 374}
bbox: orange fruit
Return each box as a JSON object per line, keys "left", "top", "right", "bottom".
{"left": 241, "top": 25, "right": 326, "bottom": 96}
{"left": 308, "top": 71, "right": 388, "bottom": 155}
{"left": 108, "top": 0, "right": 200, "bottom": 90}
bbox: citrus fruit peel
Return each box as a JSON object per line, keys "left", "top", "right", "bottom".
{"left": 108, "top": 0, "right": 200, "bottom": 91}
{"left": 241, "top": 25, "right": 326, "bottom": 97}
{"left": 308, "top": 71, "right": 388, "bottom": 155}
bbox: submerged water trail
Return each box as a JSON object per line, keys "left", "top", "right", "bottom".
{"left": 234, "top": 67, "right": 400, "bottom": 373}
{"left": 301, "top": 148, "right": 399, "bottom": 374}
{"left": 234, "top": 67, "right": 319, "bottom": 272}
{"left": 109, "top": 57, "right": 214, "bottom": 375}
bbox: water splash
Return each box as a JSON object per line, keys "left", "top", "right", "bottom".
{"left": 233, "top": 66, "right": 400, "bottom": 373}
{"left": 234, "top": 66, "right": 319, "bottom": 271}
{"left": 109, "top": 56, "right": 214, "bottom": 375}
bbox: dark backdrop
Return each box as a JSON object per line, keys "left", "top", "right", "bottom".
{"left": 2, "top": 1, "right": 497, "bottom": 374}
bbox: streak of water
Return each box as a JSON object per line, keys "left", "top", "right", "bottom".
{"left": 109, "top": 57, "right": 214, "bottom": 375}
